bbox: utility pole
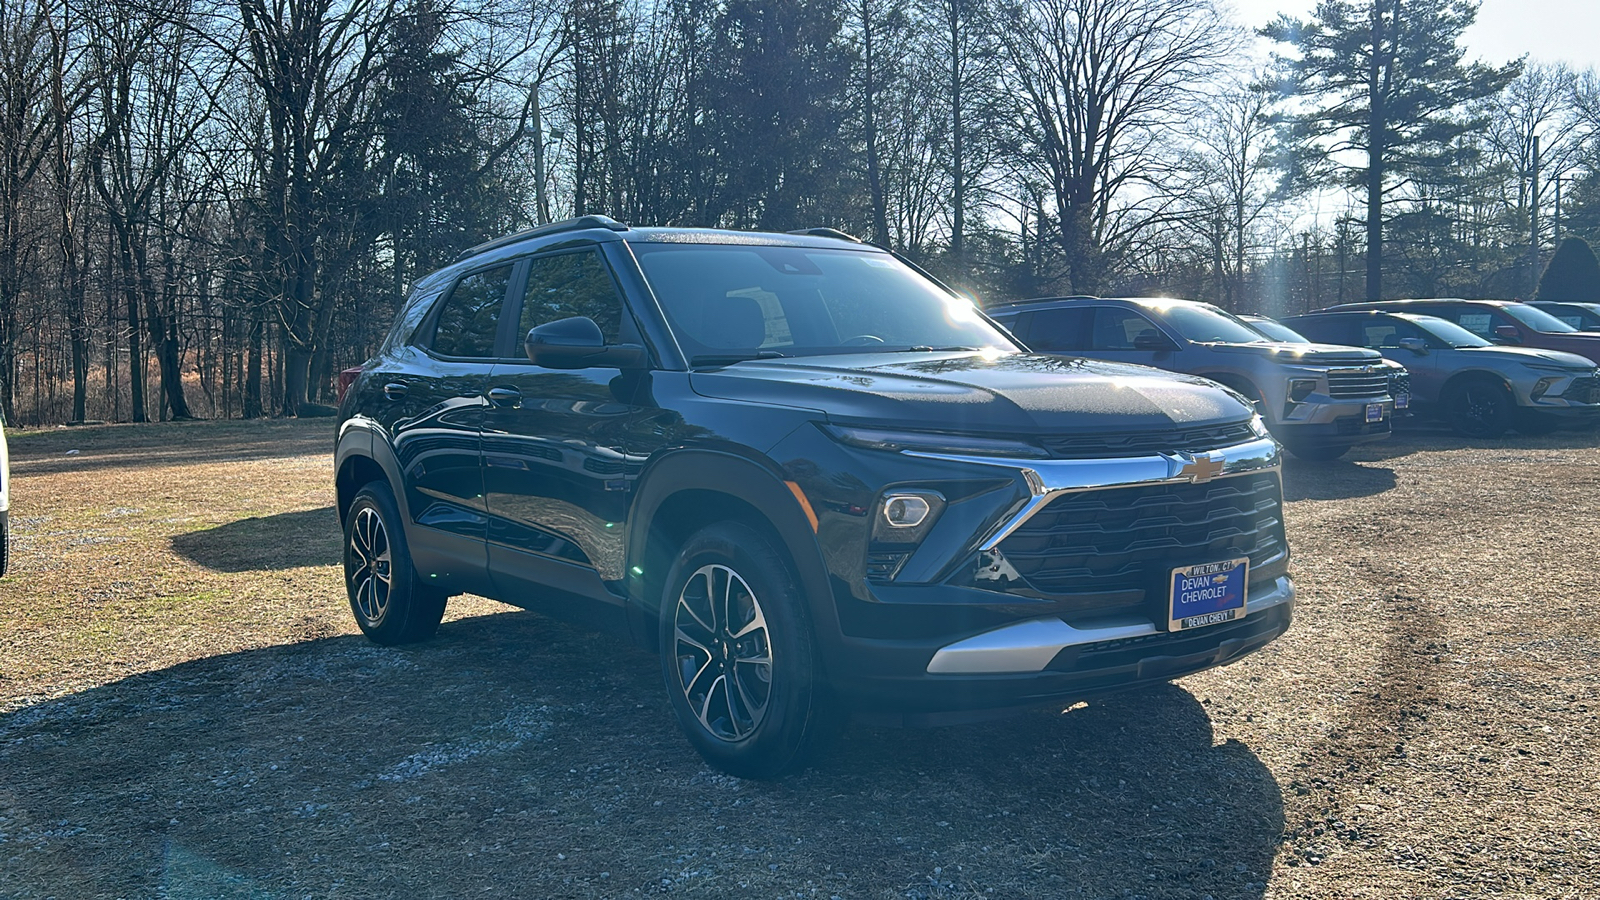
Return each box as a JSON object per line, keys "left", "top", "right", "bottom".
{"left": 1530, "top": 134, "right": 1541, "bottom": 298}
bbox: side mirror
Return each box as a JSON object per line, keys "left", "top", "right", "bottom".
{"left": 525, "top": 316, "right": 647, "bottom": 370}
{"left": 1132, "top": 330, "right": 1178, "bottom": 351}
{"left": 1492, "top": 324, "right": 1522, "bottom": 344}
{"left": 1396, "top": 336, "right": 1429, "bottom": 355}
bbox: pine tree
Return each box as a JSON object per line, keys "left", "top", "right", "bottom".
{"left": 1263, "top": 0, "right": 1518, "bottom": 302}
{"left": 1536, "top": 237, "right": 1600, "bottom": 302}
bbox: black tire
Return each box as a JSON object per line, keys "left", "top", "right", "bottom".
{"left": 658, "top": 521, "right": 835, "bottom": 778}
{"left": 1443, "top": 379, "right": 1512, "bottom": 438}
{"left": 1510, "top": 408, "right": 1562, "bottom": 435}
{"left": 1282, "top": 441, "right": 1352, "bottom": 461}
{"left": 344, "top": 481, "right": 447, "bottom": 645}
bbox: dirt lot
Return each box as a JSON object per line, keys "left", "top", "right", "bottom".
{"left": 1, "top": 418, "right": 1597, "bottom": 899}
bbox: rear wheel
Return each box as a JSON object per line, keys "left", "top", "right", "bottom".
{"left": 344, "top": 482, "right": 447, "bottom": 645}
{"left": 1443, "top": 379, "right": 1512, "bottom": 438}
{"left": 659, "top": 521, "right": 835, "bottom": 778}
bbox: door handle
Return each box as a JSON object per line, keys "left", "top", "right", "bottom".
{"left": 487, "top": 386, "right": 522, "bottom": 407}
{"left": 383, "top": 382, "right": 408, "bottom": 400}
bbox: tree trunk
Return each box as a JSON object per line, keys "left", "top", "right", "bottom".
{"left": 244, "top": 305, "right": 263, "bottom": 418}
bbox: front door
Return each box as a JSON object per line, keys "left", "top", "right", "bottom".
{"left": 479, "top": 246, "right": 665, "bottom": 617}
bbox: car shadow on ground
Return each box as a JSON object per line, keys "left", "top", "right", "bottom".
{"left": 1280, "top": 457, "right": 1399, "bottom": 501}
{"left": 0, "top": 610, "right": 1283, "bottom": 899}
{"left": 169, "top": 507, "right": 341, "bottom": 572}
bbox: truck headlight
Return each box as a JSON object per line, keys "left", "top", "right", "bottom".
{"left": 1531, "top": 377, "right": 1560, "bottom": 401}
{"left": 1287, "top": 378, "right": 1318, "bottom": 403}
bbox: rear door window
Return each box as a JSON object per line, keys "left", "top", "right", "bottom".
{"left": 1026, "top": 308, "right": 1089, "bottom": 351}
{"left": 430, "top": 265, "right": 514, "bottom": 357}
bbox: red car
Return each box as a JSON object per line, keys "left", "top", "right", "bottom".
{"left": 1328, "top": 299, "right": 1600, "bottom": 366}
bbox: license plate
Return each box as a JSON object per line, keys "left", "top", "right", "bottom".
{"left": 1169, "top": 558, "right": 1248, "bottom": 631}
{"left": 1365, "top": 402, "right": 1384, "bottom": 422}
{"left": 1395, "top": 393, "right": 1410, "bottom": 410}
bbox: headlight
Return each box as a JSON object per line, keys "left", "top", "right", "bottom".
{"left": 1287, "top": 378, "right": 1318, "bottom": 403}
{"left": 1248, "top": 413, "right": 1272, "bottom": 439}
{"left": 824, "top": 424, "right": 1048, "bottom": 459}
{"left": 1531, "top": 377, "right": 1560, "bottom": 401}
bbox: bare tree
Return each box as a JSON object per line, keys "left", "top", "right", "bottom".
{"left": 999, "top": 0, "right": 1235, "bottom": 293}
{"left": 0, "top": 0, "right": 58, "bottom": 421}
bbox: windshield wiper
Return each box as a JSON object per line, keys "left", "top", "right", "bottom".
{"left": 689, "top": 350, "right": 788, "bottom": 366}
{"left": 893, "top": 345, "right": 980, "bottom": 352}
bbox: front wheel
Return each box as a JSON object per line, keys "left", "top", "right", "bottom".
{"left": 344, "top": 482, "right": 447, "bottom": 645}
{"left": 1443, "top": 379, "right": 1512, "bottom": 438}
{"left": 659, "top": 521, "right": 835, "bottom": 778}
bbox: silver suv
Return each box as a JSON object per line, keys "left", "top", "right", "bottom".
{"left": 1285, "top": 310, "right": 1600, "bottom": 436}
{"left": 988, "top": 297, "right": 1397, "bottom": 460}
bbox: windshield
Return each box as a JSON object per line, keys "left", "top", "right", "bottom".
{"left": 1149, "top": 302, "right": 1270, "bottom": 344}
{"left": 631, "top": 243, "right": 1017, "bottom": 362}
{"left": 1503, "top": 303, "right": 1578, "bottom": 333}
{"left": 1244, "top": 317, "right": 1310, "bottom": 344}
{"left": 1409, "top": 315, "right": 1491, "bottom": 348}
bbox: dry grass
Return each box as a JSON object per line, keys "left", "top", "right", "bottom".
{"left": 1, "top": 419, "right": 1597, "bottom": 898}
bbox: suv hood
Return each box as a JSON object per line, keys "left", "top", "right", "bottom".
{"left": 1209, "top": 341, "right": 1385, "bottom": 364}
{"left": 689, "top": 351, "right": 1255, "bottom": 432}
{"left": 1456, "top": 345, "right": 1595, "bottom": 370}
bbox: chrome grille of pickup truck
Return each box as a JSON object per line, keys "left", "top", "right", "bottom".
{"left": 1327, "top": 368, "right": 1390, "bottom": 399}
{"left": 996, "top": 473, "right": 1285, "bottom": 612}
{"left": 1039, "top": 421, "right": 1258, "bottom": 458}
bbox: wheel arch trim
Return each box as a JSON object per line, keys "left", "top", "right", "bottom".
{"left": 624, "top": 448, "right": 836, "bottom": 656}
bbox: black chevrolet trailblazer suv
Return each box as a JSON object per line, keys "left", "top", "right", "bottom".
{"left": 335, "top": 216, "right": 1293, "bottom": 776}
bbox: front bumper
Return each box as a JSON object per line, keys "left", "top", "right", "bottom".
{"left": 836, "top": 580, "right": 1293, "bottom": 723}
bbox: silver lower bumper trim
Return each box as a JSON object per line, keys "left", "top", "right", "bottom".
{"left": 925, "top": 575, "right": 1294, "bottom": 675}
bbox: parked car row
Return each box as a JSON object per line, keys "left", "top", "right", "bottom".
{"left": 986, "top": 296, "right": 1404, "bottom": 459}
{"left": 984, "top": 295, "right": 1600, "bottom": 447}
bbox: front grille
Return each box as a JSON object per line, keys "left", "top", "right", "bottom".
{"left": 1563, "top": 375, "right": 1600, "bottom": 405}
{"left": 1328, "top": 368, "right": 1390, "bottom": 399}
{"left": 996, "top": 473, "right": 1285, "bottom": 613}
{"left": 1388, "top": 370, "right": 1411, "bottom": 395}
{"left": 1039, "top": 421, "right": 1258, "bottom": 459}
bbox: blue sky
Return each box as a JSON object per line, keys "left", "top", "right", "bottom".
{"left": 1229, "top": 0, "right": 1600, "bottom": 71}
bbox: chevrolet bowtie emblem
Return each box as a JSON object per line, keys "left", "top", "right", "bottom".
{"left": 1177, "top": 453, "right": 1226, "bottom": 483}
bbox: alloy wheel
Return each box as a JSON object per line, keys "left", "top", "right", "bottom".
{"left": 348, "top": 506, "right": 393, "bottom": 624}
{"left": 671, "top": 563, "right": 774, "bottom": 742}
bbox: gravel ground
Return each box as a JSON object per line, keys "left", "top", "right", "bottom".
{"left": 0, "top": 419, "right": 1597, "bottom": 899}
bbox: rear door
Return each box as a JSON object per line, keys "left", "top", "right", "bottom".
{"left": 378, "top": 261, "right": 514, "bottom": 588}
{"left": 480, "top": 246, "right": 665, "bottom": 616}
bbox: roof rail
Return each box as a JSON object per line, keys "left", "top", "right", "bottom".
{"left": 993, "top": 295, "right": 1101, "bottom": 307}
{"left": 788, "top": 227, "right": 863, "bottom": 243}
{"left": 458, "top": 215, "right": 629, "bottom": 261}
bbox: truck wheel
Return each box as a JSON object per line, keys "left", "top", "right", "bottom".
{"left": 344, "top": 482, "right": 448, "bottom": 645}
{"left": 1443, "top": 379, "right": 1511, "bottom": 438}
{"left": 1510, "top": 408, "right": 1562, "bottom": 435}
{"left": 659, "top": 521, "right": 835, "bottom": 778}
